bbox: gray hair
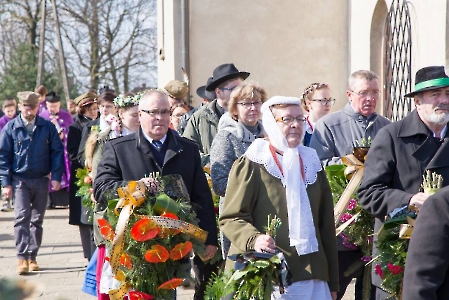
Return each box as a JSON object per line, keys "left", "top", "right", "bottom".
{"left": 348, "top": 70, "right": 379, "bottom": 90}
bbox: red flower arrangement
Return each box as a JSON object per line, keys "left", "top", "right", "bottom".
{"left": 130, "top": 219, "right": 159, "bottom": 242}
{"left": 387, "top": 263, "right": 403, "bottom": 275}
{"left": 375, "top": 264, "right": 384, "bottom": 279}
{"left": 99, "top": 173, "right": 210, "bottom": 299}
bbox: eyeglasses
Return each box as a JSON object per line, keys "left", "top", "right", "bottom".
{"left": 350, "top": 90, "right": 381, "bottom": 98}
{"left": 140, "top": 109, "right": 170, "bottom": 117}
{"left": 311, "top": 98, "right": 336, "bottom": 106}
{"left": 275, "top": 116, "right": 306, "bottom": 125}
{"left": 237, "top": 101, "right": 262, "bottom": 108}
{"left": 171, "top": 114, "right": 184, "bottom": 119}
{"left": 219, "top": 86, "right": 238, "bottom": 91}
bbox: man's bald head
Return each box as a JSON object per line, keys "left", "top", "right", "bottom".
{"left": 138, "top": 90, "right": 171, "bottom": 140}
{"left": 138, "top": 90, "right": 169, "bottom": 110}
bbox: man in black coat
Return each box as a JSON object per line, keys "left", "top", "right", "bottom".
{"left": 94, "top": 90, "right": 218, "bottom": 299}
{"left": 402, "top": 186, "right": 449, "bottom": 300}
{"left": 358, "top": 66, "right": 449, "bottom": 299}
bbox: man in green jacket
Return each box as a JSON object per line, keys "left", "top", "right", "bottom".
{"left": 182, "top": 63, "right": 249, "bottom": 166}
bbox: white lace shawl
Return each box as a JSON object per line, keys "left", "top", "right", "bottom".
{"left": 244, "top": 138, "right": 322, "bottom": 255}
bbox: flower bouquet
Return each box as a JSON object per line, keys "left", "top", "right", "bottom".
{"left": 98, "top": 173, "right": 209, "bottom": 300}
{"left": 325, "top": 164, "right": 374, "bottom": 268}
{"left": 205, "top": 215, "right": 290, "bottom": 299}
{"left": 203, "top": 167, "right": 224, "bottom": 265}
{"left": 326, "top": 137, "right": 375, "bottom": 299}
{"left": 75, "top": 166, "right": 94, "bottom": 222}
{"left": 371, "top": 170, "right": 443, "bottom": 299}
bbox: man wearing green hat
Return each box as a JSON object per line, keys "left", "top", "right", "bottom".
{"left": 359, "top": 66, "right": 449, "bottom": 299}
{"left": 0, "top": 91, "right": 64, "bottom": 275}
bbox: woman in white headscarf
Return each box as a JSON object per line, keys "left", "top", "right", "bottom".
{"left": 219, "top": 96, "right": 338, "bottom": 300}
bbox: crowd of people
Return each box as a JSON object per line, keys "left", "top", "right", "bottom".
{"left": 1, "top": 63, "right": 449, "bottom": 300}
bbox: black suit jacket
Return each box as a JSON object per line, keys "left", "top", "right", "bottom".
{"left": 402, "top": 186, "right": 449, "bottom": 300}
{"left": 358, "top": 109, "right": 449, "bottom": 288}
{"left": 67, "top": 114, "right": 92, "bottom": 225}
{"left": 94, "top": 128, "right": 218, "bottom": 246}
{"left": 78, "top": 118, "right": 100, "bottom": 166}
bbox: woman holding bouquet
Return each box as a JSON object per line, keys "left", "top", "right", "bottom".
{"left": 219, "top": 96, "right": 338, "bottom": 299}
{"left": 67, "top": 91, "right": 99, "bottom": 261}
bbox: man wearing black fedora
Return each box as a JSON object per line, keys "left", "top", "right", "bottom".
{"left": 177, "top": 77, "right": 216, "bottom": 135}
{"left": 183, "top": 63, "right": 249, "bottom": 167}
{"left": 359, "top": 65, "right": 449, "bottom": 299}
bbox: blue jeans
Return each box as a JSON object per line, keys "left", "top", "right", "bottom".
{"left": 13, "top": 177, "right": 49, "bottom": 260}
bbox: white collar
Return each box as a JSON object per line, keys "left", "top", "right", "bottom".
{"left": 244, "top": 139, "right": 322, "bottom": 186}
{"left": 142, "top": 130, "right": 167, "bottom": 145}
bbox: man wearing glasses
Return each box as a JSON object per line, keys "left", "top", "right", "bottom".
{"left": 310, "top": 70, "right": 390, "bottom": 300}
{"left": 183, "top": 63, "right": 249, "bottom": 166}
{"left": 310, "top": 70, "right": 390, "bottom": 165}
{"left": 94, "top": 90, "right": 218, "bottom": 300}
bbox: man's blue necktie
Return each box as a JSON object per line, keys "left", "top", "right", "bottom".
{"left": 152, "top": 140, "right": 163, "bottom": 151}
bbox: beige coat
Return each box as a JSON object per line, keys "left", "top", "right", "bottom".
{"left": 219, "top": 156, "right": 339, "bottom": 292}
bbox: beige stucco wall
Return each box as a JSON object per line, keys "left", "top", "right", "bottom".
{"left": 158, "top": 0, "right": 449, "bottom": 114}
{"left": 158, "top": 0, "right": 350, "bottom": 111}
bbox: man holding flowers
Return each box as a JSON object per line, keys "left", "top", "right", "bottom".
{"left": 310, "top": 70, "right": 390, "bottom": 300}
{"left": 94, "top": 90, "right": 218, "bottom": 299}
{"left": 359, "top": 65, "right": 449, "bottom": 299}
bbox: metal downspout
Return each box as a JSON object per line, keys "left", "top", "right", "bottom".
{"left": 181, "top": 0, "right": 190, "bottom": 103}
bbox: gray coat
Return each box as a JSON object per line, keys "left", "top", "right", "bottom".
{"left": 210, "top": 113, "right": 264, "bottom": 196}
{"left": 310, "top": 102, "right": 391, "bottom": 164}
{"left": 358, "top": 109, "right": 449, "bottom": 289}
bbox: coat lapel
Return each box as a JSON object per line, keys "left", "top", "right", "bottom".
{"left": 426, "top": 135, "right": 449, "bottom": 169}
{"left": 397, "top": 110, "right": 437, "bottom": 166}
{"left": 163, "top": 130, "right": 183, "bottom": 165}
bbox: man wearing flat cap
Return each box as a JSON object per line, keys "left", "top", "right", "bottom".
{"left": 358, "top": 66, "right": 449, "bottom": 299}
{"left": 164, "top": 80, "right": 193, "bottom": 110}
{"left": 183, "top": 63, "right": 249, "bottom": 166}
{"left": 40, "top": 92, "right": 74, "bottom": 208}
{"left": 0, "top": 91, "right": 64, "bottom": 275}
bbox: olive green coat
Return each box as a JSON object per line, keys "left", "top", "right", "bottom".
{"left": 182, "top": 100, "right": 220, "bottom": 166}
{"left": 219, "top": 156, "right": 339, "bottom": 292}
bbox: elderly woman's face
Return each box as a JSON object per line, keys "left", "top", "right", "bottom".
{"left": 235, "top": 98, "right": 262, "bottom": 126}
{"left": 273, "top": 105, "right": 304, "bottom": 148}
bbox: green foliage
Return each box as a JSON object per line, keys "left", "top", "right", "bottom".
{"left": 371, "top": 171, "right": 442, "bottom": 299}
{"left": 324, "top": 164, "right": 348, "bottom": 203}
{"left": 204, "top": 272, "right": 232, "bottom": 299}
{"left": 102, "top": 174, "right": 207, "bottom": 299}
{"left": 0, "top": 42, "right": 80, "bottom": 105}
{"left": 353, "top": 136, "right": 372, "bottom": 147}
{"left": 0, "top": 43, "right": 38, "bottom": 100}
{"left": 205, "top": 216, "right": 283, "bottom": 299}
{"left": 205, "top": 255, "right": 282, "bottom": 300}
{"left": 325, "top": 164, "right": 374, "bottom": 258}
{"left": 75, "top": 166, "right": 94, "bottom": 222}
{"left": 372, "top": 224, "right": 408, "bottom": 298}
